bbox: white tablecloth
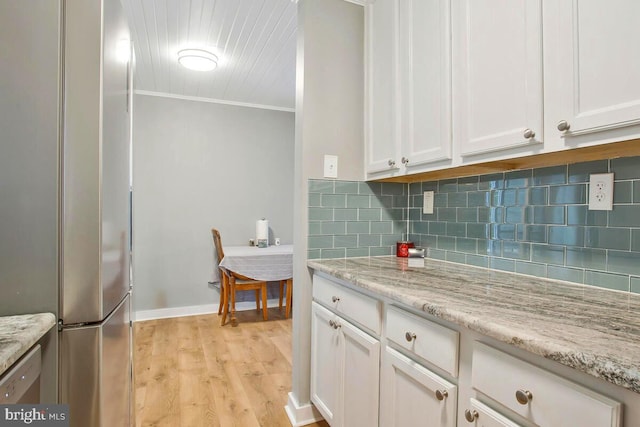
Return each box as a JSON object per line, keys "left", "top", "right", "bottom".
{"left": 219, "top": 244, "right": 293, "bottom": 282}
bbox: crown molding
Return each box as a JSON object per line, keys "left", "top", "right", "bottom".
{"left": 134, "top": 90, "right": 295, "bottom": 113}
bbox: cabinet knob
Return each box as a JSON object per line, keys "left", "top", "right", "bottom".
{"left": 401, "top": 156, "right": 409, "bottom": 165}
{"left": 405, "top": 332, "right": 416, "bottom": 342}
{"left": 331, "top": 296, "right": 340, "bottom": 303}
{"left": 557, "top": 120, "right": 571, "bottom": 132}
{"left": 464, "top": 409, "right": 479, "bottom": 422}
{"left": 515, "top": 389, "right": 533, "bottom": 405}
{"left": 435, "top": 389, "right": 448, "bottom": 401}
{"left": 523, "top": 128, "right": 536, "bottom": 139}
{"left": 388, "top": 159, "right": 396, "bottom": 167}
{"left": 328, "top": 319, "right": 341, "bottom": 329}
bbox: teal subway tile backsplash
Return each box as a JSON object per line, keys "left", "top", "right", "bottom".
{"left": 309, "top": 156, "right": 640, "bottom": 293}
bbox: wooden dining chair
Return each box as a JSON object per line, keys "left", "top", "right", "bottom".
{"left": 211, "top": 228, "right": 268, "bottom": 325}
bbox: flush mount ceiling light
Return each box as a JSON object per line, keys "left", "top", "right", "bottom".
{"left": 177, "top": 48, "right": 218, "bottom": 71}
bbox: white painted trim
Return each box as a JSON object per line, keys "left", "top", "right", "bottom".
{"left": 285, "top": 392, "right": 324, "bottom": 427}
{"left": 134, "top": 298, "right": 283, "bottom": 322}
{"left": 134, "top": 90, "right": 295, "bottom": 113}
{"left": 343, "top": 0, "right": 367, "bottom": 5}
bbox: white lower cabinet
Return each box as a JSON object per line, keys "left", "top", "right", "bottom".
{"left": 310, "top": 302, "right": 380, "bottom": 427}
{"left": 471, "top": 342, "right": 622, "bottom": 427}
{"left": 380, "top": 346, "right": 457, "bottom": 427}
{"left": 463, "top": 399, "right": 522, "bottom": 427}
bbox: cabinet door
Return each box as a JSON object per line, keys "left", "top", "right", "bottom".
{"left": 453, "top": 0, "right": 543, "bottom": 157}
{"left": 380, "top": 347, "right": 457, "bottom": 427}
{"left": 465, "top": 398, "right": 523, "bottom": 427}
{"left": 365, "top": 0, "right": 401, "bottom": 175}
{"left": 341, "top": 318, "right": 380, "bottom": 427}
{"left": 545, "top": 0, "right": 640, "bottom": 146}
{"left": 399, "top": 0, "right": 452, "bottom": 169}
{"left": 310, "top": 303, "right": 340, "bottom": 425}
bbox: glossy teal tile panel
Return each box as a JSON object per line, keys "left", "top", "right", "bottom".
{"left": 347, "top": 221, "right": 369, "bottom": 234}
{"left": 585, "top": 227, "right": 630, "bottom": 251}
{"left": 371, "top": 221, "right": 393, "bottom": 234}
{"left": 549, "top": 184, "right": 586, "bottom": 205}
{"left": 346, "top": 194, "right": 370, "bottom": 208}
{"left": 371, "top": 246, "right": 393, "bottom": 256}
{"left": 611, "top": 156, "right": 640, "bottom": 179}
{"left": 438, "top": 179, "right": 458, "bottom": 193}
{"left": 466, "top": 254, "right": 489, "bottom": 268}
{"left": 309, "top": 179, "right": 334, "bottom": 193}
{"left": 533, "top": 165, "right": 567, "bottom": 186}
{"left": 447, "top": 252, "right": 466, "bottom": 264}
{"left": 449, "top": 192, "right": 468, "bottom": 207}
{"left": 334, "top": 235, "right": 358, "bottom": 248}
{"left": 372, "top": 194, "right": 393, "bottom": 209}
{"left": 568, "top": 160, "right": 608, "bottom": 183}
{"left": 457, "top": 208, "right": 478, "bottom": 222}
{"left": 567, "top": 206, "right": 607, "bottom": 226}
{"left": 467, "top": 223, "right": 490, "bottom": 239}
{"left": 468, "top": 191, "right": 490, "bottom": 207}
{"left": 334, "top": 181, "right": 359, "bottom": 194}
{"left": 359, "top": 208, "right": 381, "bottom": 221}
{"left": 607, "top": 250, "right": 640, "bottom": 275}
{"left": 321, "top": 194, "right": 345, "bottom": 208}
{"left": 566, "top": 247, "right": 606, "bottom": 270}
{"left": 321, "top": 248, "right": 346, "bottom": 259}
{"left": 505, "top": 169, "right": 532, "bottom": 188}
{"left": 359, "top": 234, "right": 381, "bottom": 247}
{"left": 547, "top": 266, "right": 584, "bottom": 283}
{"left": 517, "top": 224, "right": 547, "bottom": 243}
{"left": 321, "top": 221, "right": 346, "bottom": 235}
{"left": 447, "top": 223, "right": 466, "bottom": 237}
{"left": 502, "top": 241, "right": 531, "bottom": 260}
{"left": 531, "top": 244, "right": 564, "bottom": 264}
{"left": 307, "top": 249, "right": 321, "bottom": 260}
{"left": 347, "top": 247, "right": 370, "bottom": 257}
{"left": 308, "top": 222, "right": 322, "bottom": 235}
{"left": 490, "top": 258, "right": 515, "bottom": 272}
{"left": 528, "top": 206, "right": 565, "bottom": 224}
{"left": 609, "top": 205, "right": 640, "bottom": 227}
{"left": 632, "top": 230, "right": 640, "bottom": 252}
{"left": 516, "top": 261, "right": 546, "bottom": 277}
{"left": 308, "top": 236, "right": 334, "bottom": 249}
{"left": 458, "top": 176, "right": 479, "bottom": 191}
{"left": 631, "top": 277, "right": 640, "bottom": 294}
{"left": 479, "top": 173, "right": 504, "bottom": 190}
{"left": 456, "top": 238, "right": 477, "bottom": 254}
{"left": 309, "top": 193, "right": 321, "bottom": 206}
{"left": 584, "top": 271, "right": 629, "bottom": 292}
{"left": 438, "top": 236, "right": 456, "bottom": 250}
{"left": 613, "top": 181, "right": 632, "bottom": 204}
{"left": 334, "top": 208, "right": 358, "bottom": 221}
{"left": 309, "top": 208, "right": 333, "bottom": 221}
{"left": 634, "top": 181, "right": 640, "bottom": 203}
{"left": 548, "top": 226, "right": 585, "bottom": 247}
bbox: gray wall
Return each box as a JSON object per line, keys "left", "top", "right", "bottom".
{"left": 0, "top": 0, "right": 61, "bottom": 402}
{"left": 132, "top": 94, "right": 294, "bottom": 313}
{"left": 291, "top": 0, "right": 364, "bottom": 414}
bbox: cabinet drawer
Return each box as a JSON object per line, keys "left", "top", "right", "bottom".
{"left": 386, "top": 305, "right": 459, "bottom": 377}
{"left": 466, "top": 398, "right": 522, "bottom": 427}
{"left": 472, "top": 342, "right": 621, "bottom": 427}
{"left": 313, "top": 274, "right": 381, "bottom": 335}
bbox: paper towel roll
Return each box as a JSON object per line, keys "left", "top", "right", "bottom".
{"left": 256, "top": 218, "right": 269, "bottom": 248}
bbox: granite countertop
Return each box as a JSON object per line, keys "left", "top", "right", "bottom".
{"left": 0, "top": 313, "right": 56, "bottom": 376}
{"left": 308, "top": 256, "right": 640, "bottom": 394}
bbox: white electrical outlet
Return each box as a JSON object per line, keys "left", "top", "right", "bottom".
{"left": 588, "top": 173, "right": 614, "bottom": 211}
{"left": 423, "top": 191, "right": 434, "bottom": 214}
{"left": 323, "top": 155, "right": 338, "bottom": 178}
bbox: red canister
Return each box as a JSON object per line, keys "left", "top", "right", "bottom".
{"left": 396, "top": 241, "right": 415, "bottom": 257}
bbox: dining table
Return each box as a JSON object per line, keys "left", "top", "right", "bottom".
{"left": 219, "top": 244, "right": 293, "bottom": 324}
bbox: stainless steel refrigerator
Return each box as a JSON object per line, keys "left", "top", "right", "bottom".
{"left": 0, "top": 1, "right": 133, "bottom": 426}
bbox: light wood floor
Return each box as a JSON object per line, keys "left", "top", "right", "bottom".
{"left": 134, "top": 307, "right": 329, "bottom": 427}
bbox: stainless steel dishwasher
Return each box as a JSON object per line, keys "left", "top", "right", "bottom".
{"left": 0, "top": 345, "right": 41, "bottom": 404}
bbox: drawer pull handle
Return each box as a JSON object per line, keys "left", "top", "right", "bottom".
{"left": 557, "top": 120, "right": 571, "bottom": 132}
{"left": 328, "top": 319, "right": 341, "bottom": 330}
{"left": 464, "top": 409, "right": 478, "bottom": 422}
{"left": 405, "top": 332, "right": 416, "bottom": 342}
{"left": 515, "top": 389, "right": 533, "bottom": 405}
{"left": 331, "top": 296, "right": 340, "bottom": 303}
{"left": 523, "top": 128, "right": 535, "bottom": 139}
{"left": 435, "top": 389, "right": 448, "bottom": 401}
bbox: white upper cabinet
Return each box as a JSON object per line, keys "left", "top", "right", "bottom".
{"left": 365, "top": 0, "right": 401, "bottom": 175}
{"left": 365, "top": 0, "right": 453, "bottom": 178}
{"left": 544, "top": 0, "right": 640, "bottom": 149}
{"left": 453, "top": 0, "right": 544, "bottom": 159}
{"left": 398, "top": 0, "right": 452, "bottom": 170}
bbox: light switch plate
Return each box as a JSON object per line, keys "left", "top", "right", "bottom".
{"left": 324, "top": 155, "right": 338, "bottom": 178}
{"left": 588, "top": 173, "right": 614, "bottom": 211}
{"left": 423, "top": 191, "right": 434, "bottom": 214}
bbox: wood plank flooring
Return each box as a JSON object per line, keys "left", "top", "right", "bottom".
{"left": 134, "top": 308, "right": 329, "bottom": 427}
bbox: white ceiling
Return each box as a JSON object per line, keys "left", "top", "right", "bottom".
{"left": 121, "top": 0, "right": 297, "bottom": 111}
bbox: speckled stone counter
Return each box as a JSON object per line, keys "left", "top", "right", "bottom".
{"left": 0, "top": 313, "right": 56, "bottom": 376}
{"left": 308, "top": 256, "right": 640, "bottom": 394}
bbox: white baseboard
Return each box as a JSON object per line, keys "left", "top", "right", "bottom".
{"left": 134, "top": 298, "right": 282, "bottom": 322}
{"left": 285, "top": 392, "right": 324, "bottom": 427}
